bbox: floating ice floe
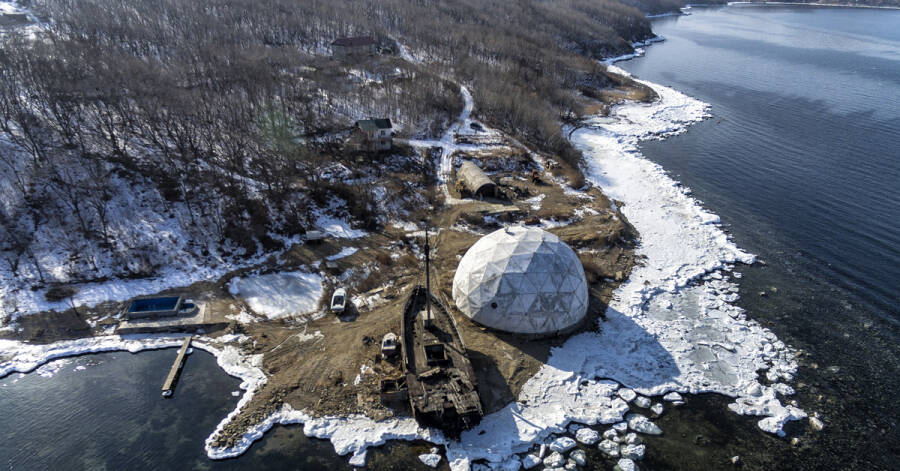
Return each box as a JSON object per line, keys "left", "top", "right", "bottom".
{"left": 205, "top": 403, "right": 445, "bottom": 465}
{"left": 617, "top": 458, "right": 638, "bottom": 471}
{"left": 599, "top": 439, "right": 620, "bottom": 457}
{"left": 626, "top": 414, "right": 662, "bottom": 435}
{"left": 662, "top": 391, "right": 683, "bottom": 402}
{"left": 419, "top": 448, "right": 442, "bottom": 468}
{"left": 549, "top": 436, "right": 577, "bottom": 453}
{"left": 522, "top": 454, "right": 541, "bottom": 469}
{"left": 809, "top": 416, "right": 825, "bottom": 431}
{"left": 570, "top": 449, "right": 587, "bottom": 466}
{"left": 618, "top": 388, "right": 637, "bottom": 402}
{"left": 543, "top": 451, "right": 565, "bottom": 468}
{"left": 0, "top": 335, "right": 188, "bottom": 378}
{"left": 575, "top": 427, "right": 600, "bottom": 445}
{"left": 621, "top": 443, "right": 646, "bottom": 460}
{"left": 35, "top": 358, "right": 69, "bottom": 378}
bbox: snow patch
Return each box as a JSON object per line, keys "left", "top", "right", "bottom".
{"left": 443, "top": 63, "right": 802, "bottom": 470}
{"left": 229, "top": 271, "right": 324, "bottom": 320}
{"left": 313, "top": 204, "right": 367, "bottom": 239}
{"left": 225, "top": 310, "right": 258, "bottom": 324}
{"left": 525, "top": 194, "right": 546, "bottom": 210}
{"left": 327, "top": 247, "right": 358, "bottom": 261}
{"left": 206, "top": 404, "right": 446, "bottom": 465}
{"left": 390, "top": 220, "right": 419, "bottom": 232}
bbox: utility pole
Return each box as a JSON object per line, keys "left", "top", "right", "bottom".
{"left": 424, "top": 223, "right": 433, "bottom": 328}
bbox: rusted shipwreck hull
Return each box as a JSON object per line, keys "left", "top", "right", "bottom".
{"left": 400, "top": 285, "right": 483, "bottom": 437}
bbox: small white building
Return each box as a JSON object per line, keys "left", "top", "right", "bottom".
{"left": 351, "top": 118, "right": 393, "bottom": 151}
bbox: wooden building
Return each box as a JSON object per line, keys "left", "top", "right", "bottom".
{"left": 331, "top": 36, "right": 377, "bottom": 58}
{"left": 351, "top": 118, "right": 393, "bottom": 151}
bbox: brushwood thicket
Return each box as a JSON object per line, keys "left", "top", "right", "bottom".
{"left": 0, "top": 0, "right": 673, "bottom": 287}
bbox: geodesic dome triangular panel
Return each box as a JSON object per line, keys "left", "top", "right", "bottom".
{"left": 452, "top": 226, "right": 588, "bottom": 335}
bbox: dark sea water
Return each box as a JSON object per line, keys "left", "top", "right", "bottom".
{"left": 1, "top": 5, "right": 898, "bottom": 471}
{"left": 0, "top": 350, "right": 373, "bottom": 470}
{"left": 0, "top": 349, "right": 438, "bottom": 470}
{"left": 619, "top": 5, "right": 899, "bottom": 469}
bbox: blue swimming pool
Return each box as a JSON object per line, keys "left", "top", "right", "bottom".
{"left": 128, "top": 296, "right": 181, "bottom": 313}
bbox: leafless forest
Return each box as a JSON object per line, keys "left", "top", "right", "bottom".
{"left": 0, "top": 0, "right": 678, "bottom": 296}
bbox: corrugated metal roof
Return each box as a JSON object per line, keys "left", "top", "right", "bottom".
{"left": 457, "top": 161, "right": 496, "bottom": 196}
{"left": 356, "top": 118, "right": 392, "bottom": 131}
{"left": 332, "top": 36, "right": 376, "bottom": 47}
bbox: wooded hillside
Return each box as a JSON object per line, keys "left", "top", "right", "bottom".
{"left": 0, "top": 0, "right": 663, "bottom": 301}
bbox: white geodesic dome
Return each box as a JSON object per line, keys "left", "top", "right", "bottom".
{"left": 452, "top": 226, "right": 588, "bottom": 335}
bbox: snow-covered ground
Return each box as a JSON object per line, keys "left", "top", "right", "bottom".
{"left": 603, "top": 37, "right": 666, "bottom": 65}
{"left": 0, "top": 138, "right": 363, "bottom": 325}
{"left": 0, "top": 141, "right": 263, "bottom": 321}
{"left": 228, "top": 271, "right": 324, "bottom": 320}
{"left": 397, "top": 41, "right": 525, "bottom": 207}
{"left": 0, "top": 1, "right": 35, "bottom": 21}
{"left": 440, "top": 66, "right": 805, "bottom": 470}
{"left": 313, "top": 201, "right": 368, "bottom": 239}
{"left": 405, "top": 85, "right": 520, "bottom": 206}
{"left": 0, "top": 1, "right": 23, "bottom": 15}
{"left": 0, "top": 0, "right": 43, "bottom": 36}
{"left": 201, "top": 66, "right": 806, "bottom": 470}
{"left": 0, "top": 41, "right": 807, "bottom": 471}
{"left": 405, "top": 85, "right": 475, "bottom": 203}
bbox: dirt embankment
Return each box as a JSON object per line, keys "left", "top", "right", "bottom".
{"left": 576, "top": 69, "right": 658, "bottom": 117}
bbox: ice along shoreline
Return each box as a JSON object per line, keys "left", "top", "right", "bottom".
{"left": 0, "top": 53, "right": 808, "bottom": 471}
{"left": 438, "top": 62, "right": 806, "bottom": 471}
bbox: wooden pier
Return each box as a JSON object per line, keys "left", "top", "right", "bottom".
{"left": 162, "top": 336, "right": 192, "bottom": 397}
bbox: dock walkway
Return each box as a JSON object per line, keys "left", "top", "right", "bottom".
{"left": 162, "top": 336, "right": 192, "bottom": 396}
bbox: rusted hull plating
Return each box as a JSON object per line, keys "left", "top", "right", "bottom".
{"left": 400, "top": 285, "right": 482, "bottom": 437}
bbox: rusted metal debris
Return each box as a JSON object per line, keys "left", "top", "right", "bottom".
{"left": 400, "top": 285, "right": 483, "bottom": 437}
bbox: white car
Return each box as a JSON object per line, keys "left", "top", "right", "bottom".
{"left": 381, "top": 332, "right": 399, "bottom": 357}
{"left": 331, "top": 288, "right": 348, "bottom": 313}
